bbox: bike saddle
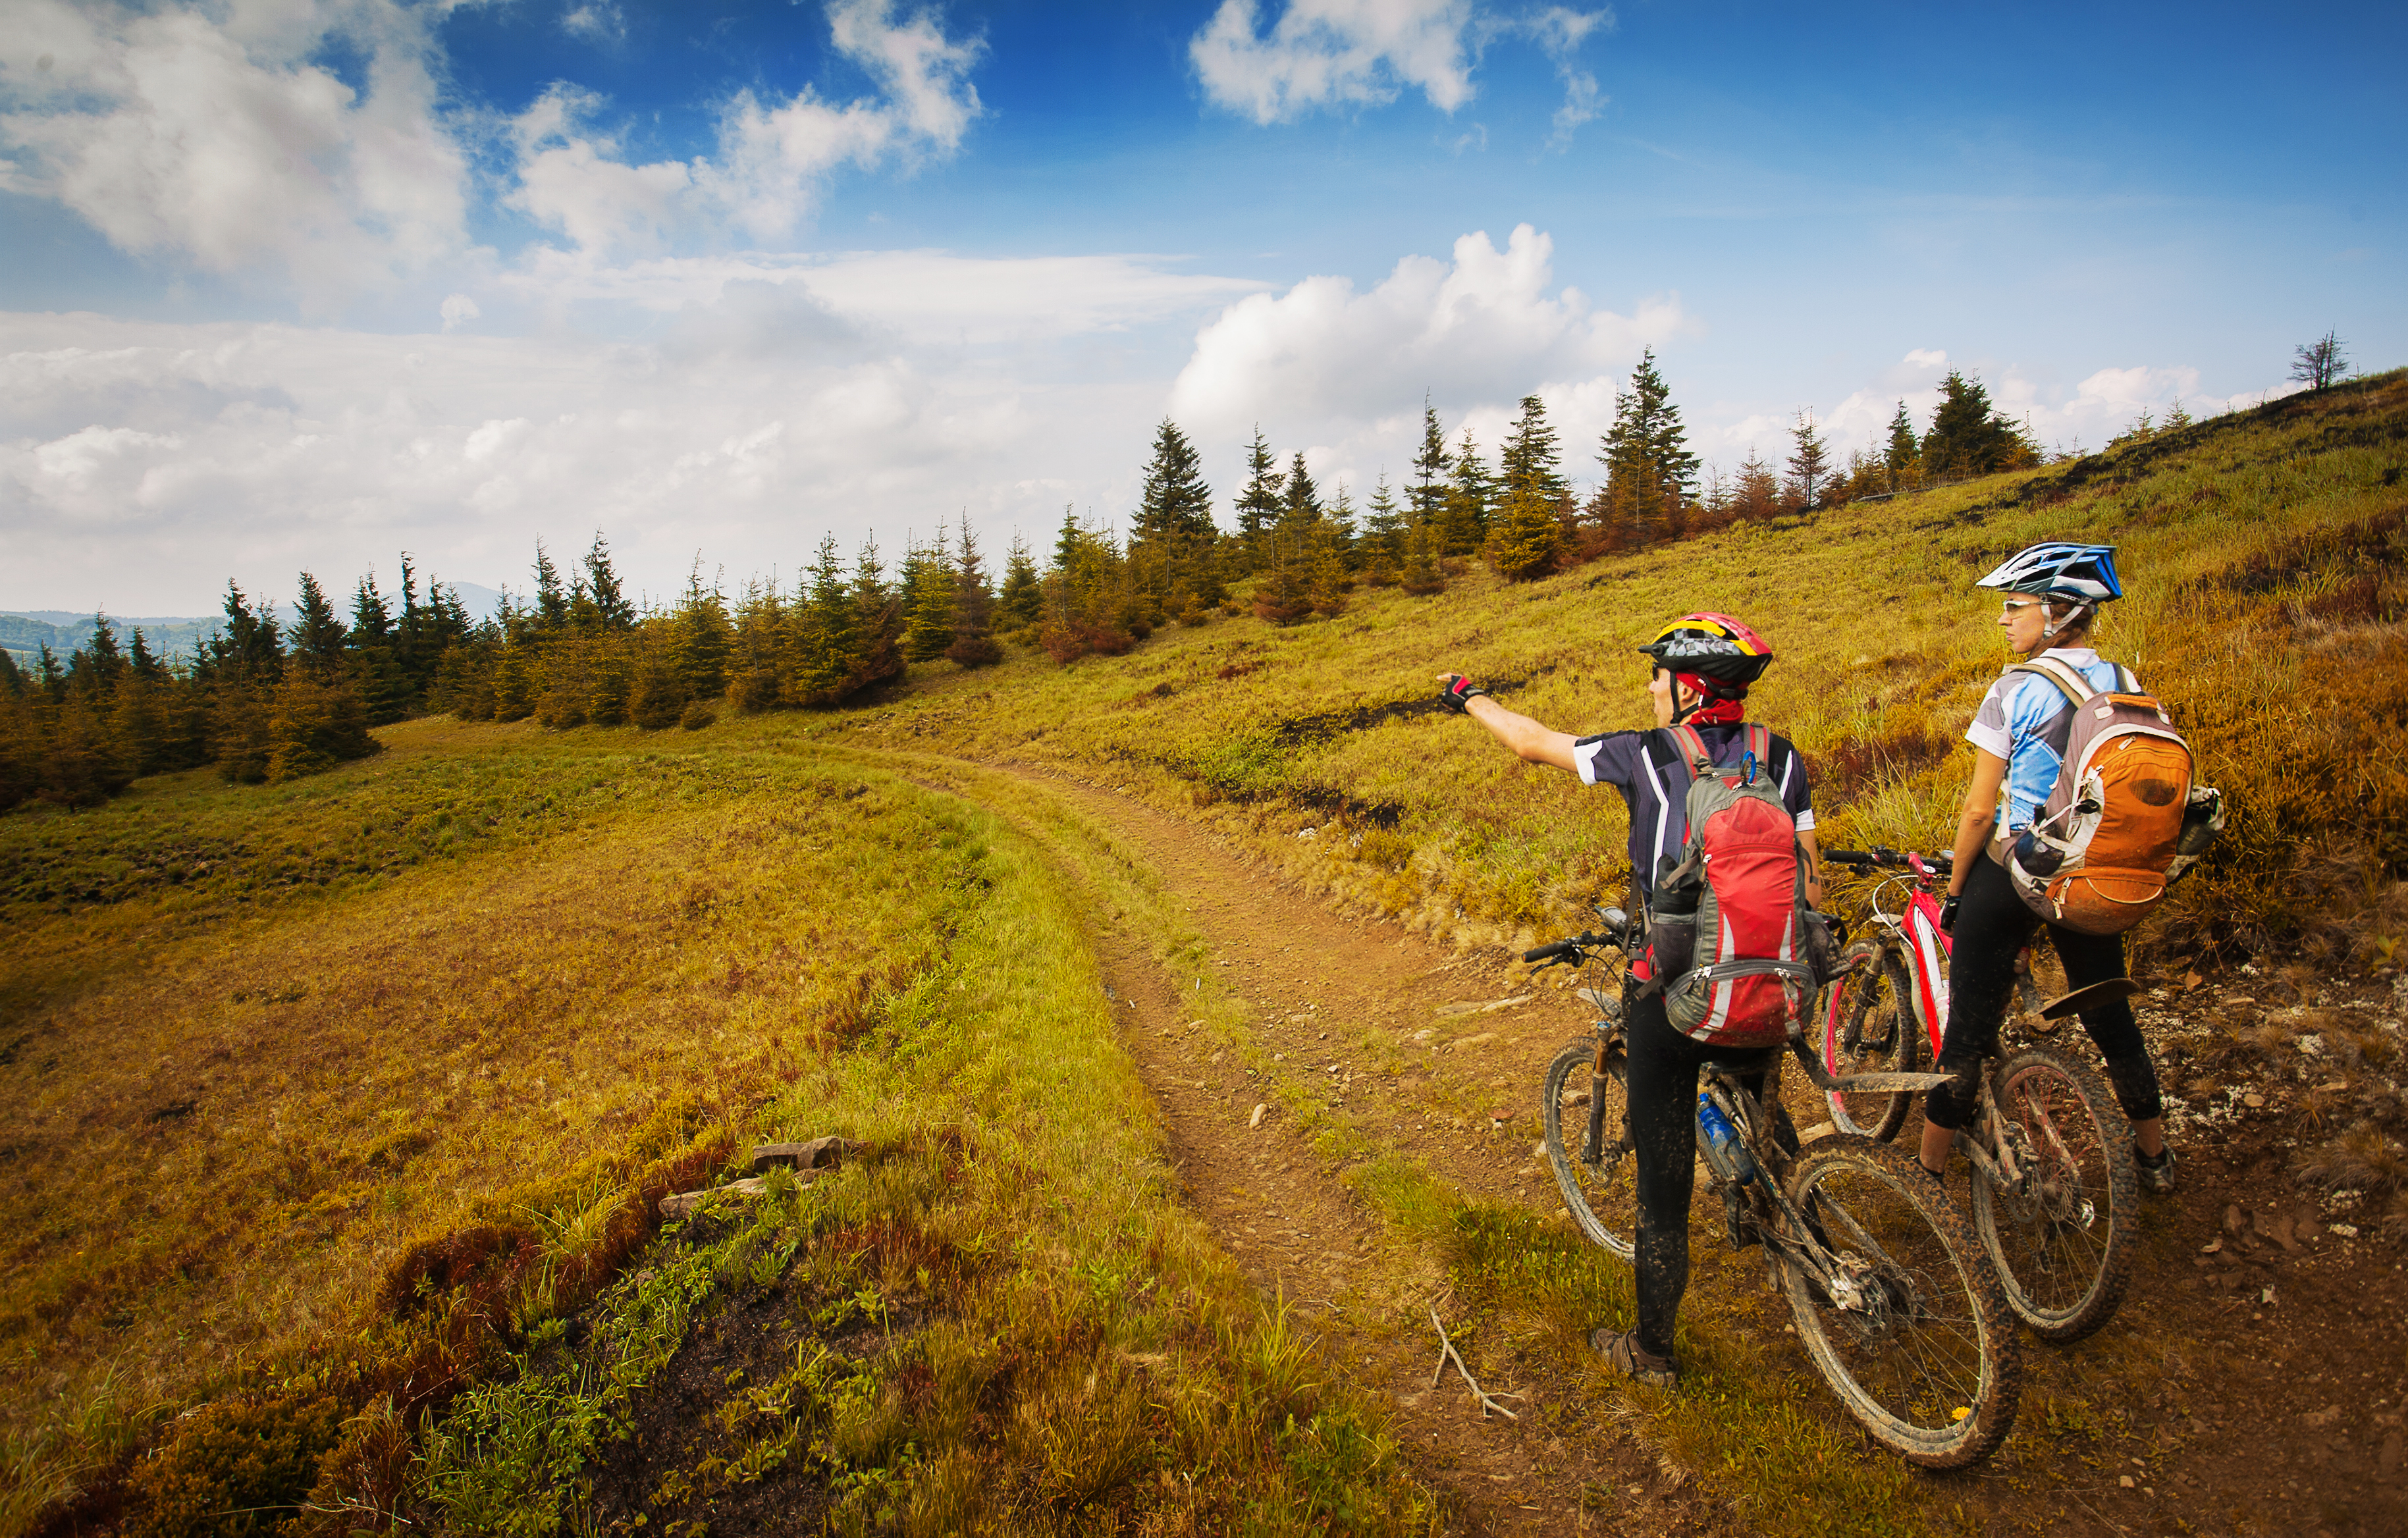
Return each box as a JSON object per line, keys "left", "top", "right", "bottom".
{"left": 2038, "top": 977, "right": 2139, "bottom": 1021}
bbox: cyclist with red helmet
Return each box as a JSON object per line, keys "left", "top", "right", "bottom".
{"left": 1916, "top": 542, "right": 2174, "bottom": 1194}
{"left": 1442, "top": 613, "right": 1822, "bottom": 1388}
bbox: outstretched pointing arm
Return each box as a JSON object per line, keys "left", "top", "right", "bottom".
{"left": 1441, "top": 674, "right": 1580, "bottom": 774}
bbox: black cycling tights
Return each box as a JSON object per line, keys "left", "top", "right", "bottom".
{"left": 1622, "top": 995, "right": 1798, "bottom": 1362}
{"left": 1923, "top": 852, "right": 2165, "bottom": 1132}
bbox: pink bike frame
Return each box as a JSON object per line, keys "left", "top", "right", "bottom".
{"left": 1899, "top": 854, "right": 1953, "bottom": 1054}
{"left": 1819, "top": 853, "right": 1954, "bottom": 1073}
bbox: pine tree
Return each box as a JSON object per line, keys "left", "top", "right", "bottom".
{"left": 1134, "top": 420, "right": 1215, "bottom": 546}
{"left": 1922, "top": 371, "right": 2034, "bottom": 479}
{"left": 1734, "top": 449, "right": 1780, "bottom": 521}
{"left": 533, "top": 541, "right": 569, "bottom": 629}
{"left": 1440, "top": 430, "right": 1492, "bottom": 556}
{"left": 584, "top": 534, "right": 635, "bottom": 630}
{"left": 209, "top": 582, "right": 282, "bottom": 780}
{"left": 1408, "top": 400, "right": 1452, "bottom": 529}
{"left": 902, "top": 528, "right": 957, "bottom": 664}
{"left": 1884, "top": 402, "right": 1920, "bottom": 491}
{"left": 214, "top": 581, "right": 285, "bottom": 686}
{"left": 790, "top": 535, "right": 861, "bottom": 704}
{"left": 111, "top": 630, "right": 169, "bottom": 776}
{"left": 1399, "top": 512, "right": 1446, "bottom": 596}
{"left": 1489, "top": 395, "right": 1568, "bottom": 581}
{"left": 1598, "top": 350, "right": 1699, "bottom": 546}
{"left": 265, "top": 677, "right": 381, "bottom": 782}
{"left": 348, "top": 571, "right": 412, "bottom": 725}
{"left": 998, "top": 534, "right": 1044, "bottom": 634}
{"left": 946, "top": 517, "right": 1003, "bottom": 668}
{"left": 1360, "top": 475, "right": 1406, "bottom": 587}
{"left": 1785, "top": 411, "right": 1830, "bottom": 512}
{"left": 726, "top": 579, "right": 786, "bottom": 713}
{"left": 1233, "top": 429, "right": 1285, "bottom": 571}
{"left": 290, "top": 572, "right": 348, "bottom": 681}
{"left": 850, "top": 539, "right": 907, "bottom": 694}
{"left": 672, "top": 560, "right": 733, "bottom": 701}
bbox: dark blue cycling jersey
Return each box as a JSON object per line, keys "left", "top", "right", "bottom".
{"left": 1572, "top": 722, "right": 1814, "bottom": 895}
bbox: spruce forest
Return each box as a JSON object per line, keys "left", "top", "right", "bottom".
{"left": 1, "top": 359, "right": 2056, "bottom": 813}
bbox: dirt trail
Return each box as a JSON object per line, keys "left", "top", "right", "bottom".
{"left": 1009, "top": 768, "right": 1729, "bottom": 1535}
{"left": 980, "top": 765, "right": 2408, "bottom": 1537}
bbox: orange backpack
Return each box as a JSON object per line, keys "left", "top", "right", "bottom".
{"left": 1992, "top": 656, "right": 2223, "bottom": 936}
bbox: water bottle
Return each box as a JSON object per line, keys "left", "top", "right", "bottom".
{"left": 1697, "top": 1093, "right": 1757, "bottom": 1186}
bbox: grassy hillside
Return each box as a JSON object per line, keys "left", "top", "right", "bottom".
{"left": 2, "top": 369, "right": 2401, "bottom": 1533}
{"left": 0, "top": 730, "right": 1427, "bottom": 1533}
{"left": 842, "top": 369, "right": 2408, "bottom": 965}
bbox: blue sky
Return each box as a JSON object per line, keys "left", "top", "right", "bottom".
{"left": 3, "top": 1, "right": 2400, "bottom": 615}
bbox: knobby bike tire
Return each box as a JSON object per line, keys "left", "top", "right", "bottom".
{"left": 1970, "top": 1044, "right": 2138, "bottom": 1343}
{"left": 1542, "top": 1038, "right": 1637, "bottom": 1260}
{"left": 1777, "top": 1135, "right": 2021, "bottom": 1469}
{"left": 1820, "top": 943, "right": 1919, "bottom": 1142}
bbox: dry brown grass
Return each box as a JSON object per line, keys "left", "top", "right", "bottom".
{"left": 0, "top": 730, "right": 956, "bottom": 1500}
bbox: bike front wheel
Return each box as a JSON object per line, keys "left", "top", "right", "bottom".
{"left": 1820, "top": 943, "right": 1919, "bottom": 1142}
{"left": 1971, "top": 1045, "right": 2138, "bottom": 1343}
{"left": 1778, "top": 1136, "right": 2021, "bottom": 1469}
{"left": 1542, "top": 1037, "right": 1636, "bottom": 1260}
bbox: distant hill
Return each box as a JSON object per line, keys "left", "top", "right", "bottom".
{"left": 2, "top": 582, "right": 505, "bottom": 667}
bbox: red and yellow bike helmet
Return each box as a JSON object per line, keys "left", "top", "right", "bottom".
{"left": 1638, "top": 612, "right": 1774, "bottom": 723}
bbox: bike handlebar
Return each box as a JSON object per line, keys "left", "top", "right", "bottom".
{"left": 1524, "top": 907, "right": 1637, "bottom": 966}
{"left": 1522, "top": 938, "right": 1586, "bottom": 965}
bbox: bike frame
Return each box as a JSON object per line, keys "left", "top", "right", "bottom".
{"left": 1823, "top": 857, "right": 2035, "bottom": 1194}
{"left": 1827, "top": 855, "right": 1953, "bottom": 1059}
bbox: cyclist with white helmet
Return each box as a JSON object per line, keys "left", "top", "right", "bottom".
{"left": 1441, "top": 613, "right": 1822, "bottom": 1387}
{"left": 1916, "top": 543, "right": 2175, "bottom": 1193}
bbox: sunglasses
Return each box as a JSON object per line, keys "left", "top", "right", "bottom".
{"left": 1999, "top": 598, "right": 2043, "bottom": 615}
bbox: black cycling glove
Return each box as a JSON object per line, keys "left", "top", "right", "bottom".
{"left": 1439, "top": 675, "right": 1488, "bottom": 714}
{"left": 1939, "top": 895, "right": 1961, "bottom": 933}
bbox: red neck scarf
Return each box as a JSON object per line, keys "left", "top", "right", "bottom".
{"left": 1675, "top": 677, "right": 1746, "bottom": 726}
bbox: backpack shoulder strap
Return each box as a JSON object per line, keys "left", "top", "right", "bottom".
{"left": 2007, "top": 656, "right": 2095, "bottom": 708}
{"left": 1744, "top": 723, "right": 1772, "bottom": 773}
{"left": 1665, "top": 724, "right": 1713, "bottom": 780}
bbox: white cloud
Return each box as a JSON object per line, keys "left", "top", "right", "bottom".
{"left": 439, "top": 294, "right": 481, "bottom": 331}
{"left": 491, "top": 248, "right": 1265, "bottom": 346}
{"left": 1191, "top": 0, "right": 1479, "bottom": 122}
{"left": 561, "top": 3, "right": 626, "bottom": 42}
{"left": 510, "top": 0, "right": 984, "bottom": 252}
{"left": 0, "top": 266, "right": 1202, "bottom": 612}
{"left": 506, "top": 85, "right": 697, "bottom": 252}
{"left": 0, "top": 1, "right": 469, "bottom": 300}
{"left": 1169, "top": 224, "right": 1688, "bottom": 440}
{"left": 1527, "top": 7, "right": 1611, "bottom": 149}
{"left": 1689, "top": 348, "right": 2299, "bottom": 472}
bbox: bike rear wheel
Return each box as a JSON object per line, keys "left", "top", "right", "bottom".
{"left": 1778, "top": 1136, "right": 2020, "bottom": 1469}
{"left": 1543, "top": 1037, "right": 1636, "bottom": 1260}
{"left": 1821, "top": 943, "right": 1919, "bottom": 1142}
{"left": 1970, "top": 1045, "right": 2137, "bottom": 1343}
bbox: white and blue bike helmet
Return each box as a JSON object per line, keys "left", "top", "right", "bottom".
{"left": 1976, "top": 542, "right": 2121, "bottom": 636}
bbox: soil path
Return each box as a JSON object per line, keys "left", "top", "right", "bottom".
{"left": 976, "top": 764, "right": 2408, "bottom": 1537}
{"left": 998, "top": 768, "right": 1732, "bottom": 1536}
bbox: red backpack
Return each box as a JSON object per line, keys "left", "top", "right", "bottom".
{"left": 1644, "top": 724, "right": 1831, "bottom": 1049}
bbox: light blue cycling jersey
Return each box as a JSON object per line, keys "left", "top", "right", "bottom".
{"left": 1964, "top": 648, "right": 2131, "bottom": 832}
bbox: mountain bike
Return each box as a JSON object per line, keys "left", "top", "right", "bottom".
{"left": 1532, "top": 913, "right": 2020, "bottom": 1468}
{"left": 1817, "top": 849, "right": 2139, "bottom": 1344}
